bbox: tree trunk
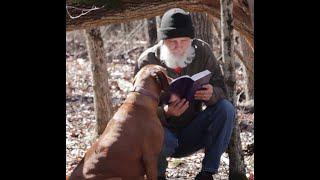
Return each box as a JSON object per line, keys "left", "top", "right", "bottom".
{"left": 147, "top": 17, "right": 158, "bottom": 47}
{"left": 84, "top": 27, "right": 114, "bottom": 137}
{"left": 239, "top": 36, "right": 254, "bottom": 100}
{"left": 66, "top": 0, "right": 253, "bottom": 48}
{"left": 247, "top": 0, "right": 254, "bottom": 29}
{"left": 121, "top": 23, "right": 130, "bottom": 52}
{"left": 215, "top": 21, "right": 253, "bottom": 101}
{"left": 190, "top": 12, "right": 213, "bottom": 48}
{"left": 211, "top": 17, "right": 221, "bottom": 57}
{"left": 156, "top": 16, "right": 162, "bottom": 42}
{"left": 219, "top": 0, "right": 247, "bottom": 179}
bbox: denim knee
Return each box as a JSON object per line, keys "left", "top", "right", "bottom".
{"left": 160, "top": 128, "right": 179, "bottom": 157}
{"left": 213, "top": 99, "right": 235, "bottom": 117}
{"left": 207, "top": 99, "right": 235, "bottom": 124}
{"left": 205, "top": 99, "right": 236, "bottom": 134}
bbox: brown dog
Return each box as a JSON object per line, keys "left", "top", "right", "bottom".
{"left": 68, "top": 65, "right": 169, "bottom": 180}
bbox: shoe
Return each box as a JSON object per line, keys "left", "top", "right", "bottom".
{"left": 195, "top": 171, "right": 214, "bottom": 180}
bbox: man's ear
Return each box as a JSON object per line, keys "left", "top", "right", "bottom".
{"left": 151, "top": 70, "right": 170, "bottom": 91}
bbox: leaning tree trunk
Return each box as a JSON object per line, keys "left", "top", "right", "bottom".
{"left": 219, "top": 0, "right": 247, "bottom": 179}
{"left": 84, "top": 27, "right": 114, "bottom": 137}
{"left": 66, "top": 0, "right": 253, "bottom": 48}
{"left": 190, "top": 12, "right": 213, "bottom": 48}
{"left": 147, "top": 17, "right": 158, "bottom": 47}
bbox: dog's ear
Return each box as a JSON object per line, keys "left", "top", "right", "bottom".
{"left": 151, "top": 70, "right": 170, "bottom": 91}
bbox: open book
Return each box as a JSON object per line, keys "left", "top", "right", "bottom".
{"left": 165, "top": 70, "right": 212, "bottom": 103}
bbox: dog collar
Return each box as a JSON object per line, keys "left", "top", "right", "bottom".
{"left": 130, "top": 86, "right": 159, "bottom": 103}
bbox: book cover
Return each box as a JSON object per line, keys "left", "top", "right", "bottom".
{"left": 166, "top": 70, "right": 212, "bottom": 103}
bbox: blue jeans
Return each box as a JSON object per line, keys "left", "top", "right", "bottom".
{"left": 158, "top": 99, "right": 235, "bottom": 176}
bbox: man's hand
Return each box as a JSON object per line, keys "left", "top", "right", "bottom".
{"left": 164, "top": 94, "right": 189, "bottom": 117}
{"left": 194, "top": 84, "right": 213, "bottom": 101}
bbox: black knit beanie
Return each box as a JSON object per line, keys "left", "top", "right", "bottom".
{"left": 158, "top": 8, "right": 194, "bottom": 40}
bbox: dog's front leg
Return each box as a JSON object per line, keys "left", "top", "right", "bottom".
{"left": 142, "top": 154, "right": 158, "bottom": 180}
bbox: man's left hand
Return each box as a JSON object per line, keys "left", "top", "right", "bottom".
{"left": 194, "top": 84, "right": 213, "bottom": 101}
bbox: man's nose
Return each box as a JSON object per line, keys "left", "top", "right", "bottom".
{"left": 176, "top": 41, "right": 183, "bottom": 48}
{"left": 173, "top": 42, "right": 182, "bottom": 50}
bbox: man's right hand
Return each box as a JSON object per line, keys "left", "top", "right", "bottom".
{"left": 163, "top": 94, "right": 189, "bottom": 117}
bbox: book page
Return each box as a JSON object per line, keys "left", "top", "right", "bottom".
{"left": 191, "top": 70, "right": 211, "bottom": 81}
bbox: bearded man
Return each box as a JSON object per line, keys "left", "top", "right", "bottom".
{"left": 134, "top": 8, "right": 236, "bottom": 180}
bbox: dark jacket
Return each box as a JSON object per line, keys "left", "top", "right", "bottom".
{"left": 134, "top": 39, "right": 227, "bottom": 133}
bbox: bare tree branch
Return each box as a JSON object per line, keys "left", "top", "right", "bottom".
{"left": 66, "top": 5, "right": 105, "bottom": 19}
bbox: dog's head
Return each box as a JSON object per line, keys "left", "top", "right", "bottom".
{"left": 150, "top": 66, "right": 171, "bottom": 91}
{"left": 133, "top": 65, "right": 171, "bottom": 92}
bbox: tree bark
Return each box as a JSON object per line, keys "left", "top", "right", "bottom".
{"left": 156, "top": 16, "right": 162, "bottom": 42}
{"left": 190, "top": 12, "right": 213, "bottom": 48}
{"left": 239, "top": 36, "right": 254, "bottom": 100}
{"left": 214, "top": 22, "right": 253, "bottom": 101}
{"left": 121, "top": 23, "right": 130, "bottom": 52}
{"left": 211, "top": 17, "right": 222, "bottom": 59}
{"left": 66, "top": 0, "right": 253, "bottom": 48}
{"left": 147, "top": 17, "right": 158, "bottom": 47}
{"left": 219, "top": 0, "right": 247, "bottom": 179}
{"left": 247, "top": 0, "right": 254, "bottom": 29}
{"left": 84, "top": 27, "right": 114, "bottom": 137}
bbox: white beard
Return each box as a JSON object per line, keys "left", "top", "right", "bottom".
{"left": 160, "top": 41, "right": 195, "bottom": 69}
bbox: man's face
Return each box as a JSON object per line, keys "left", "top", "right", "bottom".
{"left": 163, "top": 37, "right": 192, "bottom": 56}
{"left": 160, "top": 37, "right": 195, "bottom": 69}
